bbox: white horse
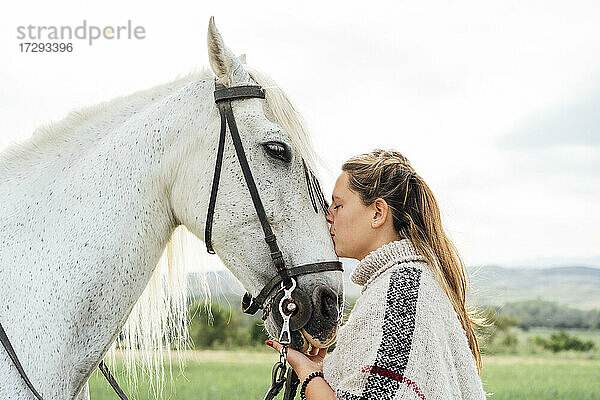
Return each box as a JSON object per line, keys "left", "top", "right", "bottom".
{"left": 0, "top": 18, "right": 343, "bottom": 400}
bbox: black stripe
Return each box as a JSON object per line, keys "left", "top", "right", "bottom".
{"left": 358, "top": 265, "right": 422, "bottom": 400}
{"left": 336, "top": 391, "right": 363, "bottom": 400}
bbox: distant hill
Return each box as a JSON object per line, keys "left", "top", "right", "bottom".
{"left": 340, "top": 262, "right": 600, "bottom": 310}
{"left": 187, "top": 264, "right": 600, "bottom": 311}
{"left": 468, "top": 265, "right": 600, "bottom": 310}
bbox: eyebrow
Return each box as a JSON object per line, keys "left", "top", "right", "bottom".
{"left": 332, "top": 195, "right": 341, "bottom": 202}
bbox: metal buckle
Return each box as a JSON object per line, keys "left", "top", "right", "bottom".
{"left": 278, "top": 278, "right": 297, "bottom": 345}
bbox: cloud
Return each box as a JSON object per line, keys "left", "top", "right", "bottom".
{"left": 499, "top": 87, "right": 600, "bottom": 149}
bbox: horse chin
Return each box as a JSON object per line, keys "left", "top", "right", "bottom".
{"left": 299, "top": 327, "right": 338, "bottom": 354}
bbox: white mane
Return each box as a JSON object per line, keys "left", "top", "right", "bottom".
{"left": 246, "top": 66, "right": 331, "bottom": 178}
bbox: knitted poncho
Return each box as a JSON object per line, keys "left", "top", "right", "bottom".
{"left": 323, "top": 239, "right": 486, "bottom": 400}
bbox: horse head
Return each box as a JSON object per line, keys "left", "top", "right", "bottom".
{"left": 170, "top": 18, "right": 343, "bottom": 352}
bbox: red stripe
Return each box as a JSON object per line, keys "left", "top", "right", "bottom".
{"left": 361, "top": 365, "right": 426, "bottom": 399}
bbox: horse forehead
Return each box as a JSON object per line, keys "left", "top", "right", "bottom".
{"left": 233, "top": 101, "right": 281, "bottom": 130}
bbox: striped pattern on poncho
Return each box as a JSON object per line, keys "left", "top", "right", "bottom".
{"left": 323, "top": 239, "right": 487, "bottom": 400}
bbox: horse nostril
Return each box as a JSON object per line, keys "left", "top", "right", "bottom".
{"left": 322, "top": 292, "right": 337, "bottom": 319}
{"left": 313, "top": 285, "right": 339, "bottom": 323}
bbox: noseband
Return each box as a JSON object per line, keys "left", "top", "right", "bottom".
{"left": 205, "top": 80, "right": 343, "bottom": 317}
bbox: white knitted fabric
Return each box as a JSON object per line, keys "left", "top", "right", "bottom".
{"left": 323, "top": 239, "right": 486, "bottom": 400}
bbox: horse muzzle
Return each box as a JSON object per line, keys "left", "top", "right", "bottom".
{"left": 271, "top": 284, "right": 341, "bottom": 353}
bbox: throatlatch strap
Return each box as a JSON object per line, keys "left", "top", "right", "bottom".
{"left": 204, "top": 98, "right": 228, "bottom": 254}
{"left": 205, "top": 83, "right": 267, "bottom": 255}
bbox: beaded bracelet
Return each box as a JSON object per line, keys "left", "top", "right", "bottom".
{"left": 300, "top": 371, "right": 324, "bottom": 400}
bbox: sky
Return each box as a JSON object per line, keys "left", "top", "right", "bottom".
{"left": 1, "top": 0, "right": 599, "bottom": 271}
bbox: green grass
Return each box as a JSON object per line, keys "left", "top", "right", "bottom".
{"left": 481, "top": 356, "right": 600, "bottom": 400}
{"left": 91, "top": 361, "right": 272, "bottom": 400}
{"left": 89, "top": 351, "right": 275, "bottom": 400}
{"left": 89, "top": 351, "right": 600, "bottom": 400}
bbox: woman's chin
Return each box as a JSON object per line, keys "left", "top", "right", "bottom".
{"left": 332, "top": 244, "right": 342, "bottom": 258}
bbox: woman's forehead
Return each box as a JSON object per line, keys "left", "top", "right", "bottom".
{"left": 332, "top": 172, "right": 352, "bottom": 200}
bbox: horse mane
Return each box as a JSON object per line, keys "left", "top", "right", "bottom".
{"left": 245, "top": 66, "right": 331, "bottom": 179}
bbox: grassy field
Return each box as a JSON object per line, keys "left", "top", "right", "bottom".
{"left": 88, "top": 350, "right": 600, "bottom": 400}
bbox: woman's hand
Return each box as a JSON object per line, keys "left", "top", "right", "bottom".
{"left": 266, "top": 341, "right": 337, "bottom": 399}
{"left": 265, "top": 340, "right": 328, "bottom": 382}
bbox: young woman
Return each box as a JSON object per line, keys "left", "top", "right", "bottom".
{"left": 266, "top": 149, "right": 487, "bottom": 399}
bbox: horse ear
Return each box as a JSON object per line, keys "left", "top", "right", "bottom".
{"left": 207, "top": 17, "right": 251, "bottom": 85}
{"left": 238, "top": 54, "right": 247, "bottom": 64}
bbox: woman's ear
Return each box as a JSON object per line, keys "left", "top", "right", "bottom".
{"left": 371, "top": 198, "right": 389, "bottom": 228}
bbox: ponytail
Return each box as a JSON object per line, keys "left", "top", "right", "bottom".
{"left": 342, "top": 149, "right": 486, "bottom": 374}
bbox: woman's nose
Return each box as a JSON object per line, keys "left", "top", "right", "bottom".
{"left": 325, "top": 212, "right": 333, "bottom": 224}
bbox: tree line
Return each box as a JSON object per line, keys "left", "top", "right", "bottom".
{"left": 477, "top": 301, "right": 598, "bottom": 354}
{"left": 182, "top": 296, "right": 599, "bottom": 351}
{"left": 188, "top": 298, "right": 269, "bottom": 349}
{"left": 490, "top": 299, "right": 600, "bottom": 330}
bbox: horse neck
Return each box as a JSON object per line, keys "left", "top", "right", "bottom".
{"left": 0, "top": 75, "right": 215, "bottom": 398}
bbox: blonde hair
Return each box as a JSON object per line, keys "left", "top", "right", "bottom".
{"left": 342, "top": 149, "right": 486, "bottom": 374}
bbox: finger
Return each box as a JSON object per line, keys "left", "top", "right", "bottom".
{"left": 308, "top": 346, "right": 329, "bottom": 363}
{"left": 318, "top": 347, "right": 328, "bottom": 358}
{"left": 266, "top": 340, "right": 305, "bottom": 364}
{"left": 266, "top": 341, "right": 314, "bottom": 375}
{"left": 265, "top": 340, "right": 282, "bottom": 353}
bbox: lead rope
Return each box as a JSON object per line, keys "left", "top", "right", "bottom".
{"left": 0, "top": 321, "right": 129, "bottom": 400}
{"left": 99, "top": 360, "right": 130, "bottom": 400}
{"left": 263, "top": 278, "right": 300, "bottom": 400}
{"left": 0, "top": 322, "right": 44, "bottom": 400}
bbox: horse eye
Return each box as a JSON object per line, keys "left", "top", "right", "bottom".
{"left": 263, "top": 141, "right": 291, "bottom": 163}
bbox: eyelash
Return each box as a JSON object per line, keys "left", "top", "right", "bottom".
{"left": 333, "top": 205, "right": 341, "bottom": 210}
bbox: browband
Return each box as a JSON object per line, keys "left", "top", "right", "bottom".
{"left": 214, "top": 85, "right": 265, "bottom": 102}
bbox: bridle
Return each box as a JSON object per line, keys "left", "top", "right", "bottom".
{"left": 205, "top": 80, "right": 342, "bottom": 319}
{"left": 205, "top": 80, "right": 343, "bottom": 399}
{"left": 0, "top": 79, "right": 343, "bottom": 400}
